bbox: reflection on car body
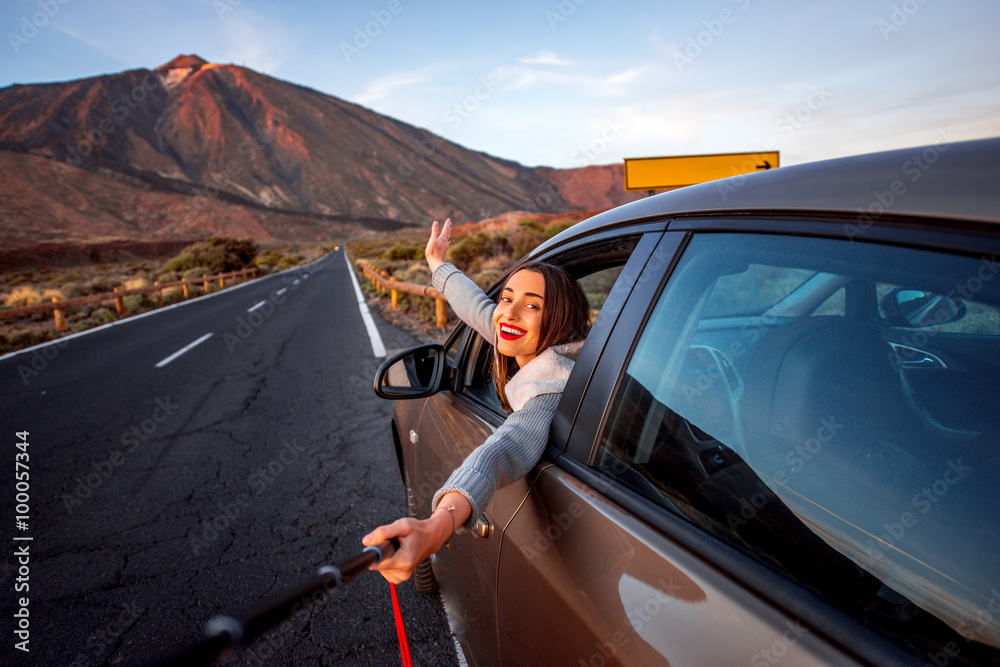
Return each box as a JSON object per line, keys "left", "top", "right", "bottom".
{"left": 375, "top": 137, "right": 1000, "bottom": 666}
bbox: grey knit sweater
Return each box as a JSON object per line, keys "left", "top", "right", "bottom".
{"left": 430, "top": 263, "right": 582, "bottom": 530}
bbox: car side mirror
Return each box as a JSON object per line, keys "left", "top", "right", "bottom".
{"left": 879, "top": 287, "right": 967, "bottom": 328}
{"left": 372, "top": 343, "right": 447, "bottom": 399}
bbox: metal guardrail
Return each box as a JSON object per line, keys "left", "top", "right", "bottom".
{"left": 0, "top": 268, "right": 258, "bottom": 330}
{"left": 357, "top": 261, "right": 448, "bottom": 328}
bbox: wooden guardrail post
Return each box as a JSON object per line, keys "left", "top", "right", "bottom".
{"left": 182, "top": 278, "right": 190, "bottom": 298}
{"left": 154, "top": 281, "right": 163, "bottom": 303}
{"left": 390, "top": 277, "right": 398, "bottom": 309}
{"left": 219, "top": 274, "right": 226, "bottom": 289}
{"left": 52, "top": 297, "right": 67, "bottom": 332}
{"left": 202, "top": 274, "right": 209, "bottom": 292}
{"left": 114, "top": 288, "right": 124, "bottom": 315}
{"left": 435, "top": 298, "right": 447, "bottom": 328}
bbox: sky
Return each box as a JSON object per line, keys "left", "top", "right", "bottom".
{"left": 1, "top": 0, "right": 999, "bottom": 169}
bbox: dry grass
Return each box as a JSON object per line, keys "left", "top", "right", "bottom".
{"left": 0, "top": 244, "right": 325, "bottom": 356}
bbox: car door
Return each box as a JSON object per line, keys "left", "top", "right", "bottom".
{"left": 406, "top": 228, "right": 663, "bottom": 666}
{"left": 495, "top": 224, "right": 1000, "bottom": 665}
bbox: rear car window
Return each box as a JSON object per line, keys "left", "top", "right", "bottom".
{"left": 596, "top": 232, "right": 1000, "bottom": 659}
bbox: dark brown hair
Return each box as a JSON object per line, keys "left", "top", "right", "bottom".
{"left": 494, "top": 261, "right": 591, "bottom": 411}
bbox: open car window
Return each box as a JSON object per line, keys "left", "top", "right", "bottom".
{"left": 596, "top": 231, "right": 1000, "bottom": 659}
{"left": 458, "top": 236, "right": 642, "bottom": 415}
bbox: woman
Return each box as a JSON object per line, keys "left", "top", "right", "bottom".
{"left": 363, "top": 218, "right": 591, "bottom": 584}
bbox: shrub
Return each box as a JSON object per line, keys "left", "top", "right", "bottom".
{"left": 255, "top": 250, "right": 283, "bottom": 268}
{"left": 90, "top": 276, "right": 118, "bottom": 293}
{"left": 5, "top": 329, "right": 54, "bottom": 349}
{"left": 123, "top": 294, "right": 153, "bottom": 314}
{"left": 472, "top": 269, "right": 505, "bottom": 289}
{"left": 449, "top": 232, "right": 511, "bottom": 272}
{"left": 61, "top": 282, "right": 89, "bottom": 298}
{"left": 92, "top": 308, "right": 116, "bottom": 323}
{"left": 381, "top": 243, "right": 421, "bottom": 261}
{"left": 276, "top": 254, "right": 304, "bottom": 269}
{"left": 165, "top": 237, "right": 259, "bottom": 274}
{"left": 123, "top": 278, "right": 149, "bottom": 290}
{"left": 162, "top": 287, "right": 185, "bottom": 304}
{"left": 4, "top": 286, "right": 42, "bottom": 307}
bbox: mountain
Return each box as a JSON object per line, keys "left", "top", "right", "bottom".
{"left": 0, "top": 55, "right": 644, "bottom": 268}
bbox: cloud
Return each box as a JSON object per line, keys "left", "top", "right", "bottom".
{"left": 50, "top": 24, "right": 133, "bottom": 65}
{"left": 354, "top": 70, "right": 431, "bottom": 106}
{"left": 218, "top": 9, "right": 298, "bottom": 75}
{"left": 519, "top": 51, "right": 576, "bottom": 66}
{"left": 496, "top": 62, "right": 649, "bottom": 96}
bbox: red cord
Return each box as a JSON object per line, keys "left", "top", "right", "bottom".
{"left": 390, "top": 583, "right": 413, "bottom": 667}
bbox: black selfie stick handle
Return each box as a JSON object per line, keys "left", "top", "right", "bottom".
{"left": 155, "top": 539, "right": 398, "bottom": 666}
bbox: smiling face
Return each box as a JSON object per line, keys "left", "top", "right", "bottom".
{"left": 493, "top": 269, "right": 545, "bottom": 367}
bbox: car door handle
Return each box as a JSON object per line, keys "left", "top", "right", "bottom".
{"left": 473, "top": 514, "right": 493, "bottom": 539}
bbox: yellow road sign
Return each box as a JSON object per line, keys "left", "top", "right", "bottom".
{"left": 624, "top": 151, "right": 779, "bottom": 190}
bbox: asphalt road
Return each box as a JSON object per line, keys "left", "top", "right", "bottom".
{"left": 0, "top": 250, "right": 458, "bottom": 666}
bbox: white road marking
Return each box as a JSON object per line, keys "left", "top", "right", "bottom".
{"left": 344, "top": 251, "right": 386, "bottom": 358}
{"left": 275, "top": 288, "right": 288, "bottom": 297}
{"left": 154, "top": 333, "right": 214, "bottom": 368}
{"left": 247, "top": 301, "right": 267, "bottom": 313}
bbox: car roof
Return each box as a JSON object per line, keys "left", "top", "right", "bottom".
{"left": 534, "top": 136, "right": 1000, "bottom": 256}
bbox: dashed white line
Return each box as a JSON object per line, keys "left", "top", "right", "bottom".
{"left": 248, "top": 301, "right": 267, "bottom": 313}
{"left": 275, "top": 288, "right": 288, "bottom": 297}
{"left": 154, "top": 333, "right": 214, "bottom": 368}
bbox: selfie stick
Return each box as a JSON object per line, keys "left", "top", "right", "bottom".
{"left": 154, "top": 539, "right": 398, "bottom": 666}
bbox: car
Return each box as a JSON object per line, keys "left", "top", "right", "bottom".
{"left": 373, "top": 136, "right": 1000, "bottom": 666}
